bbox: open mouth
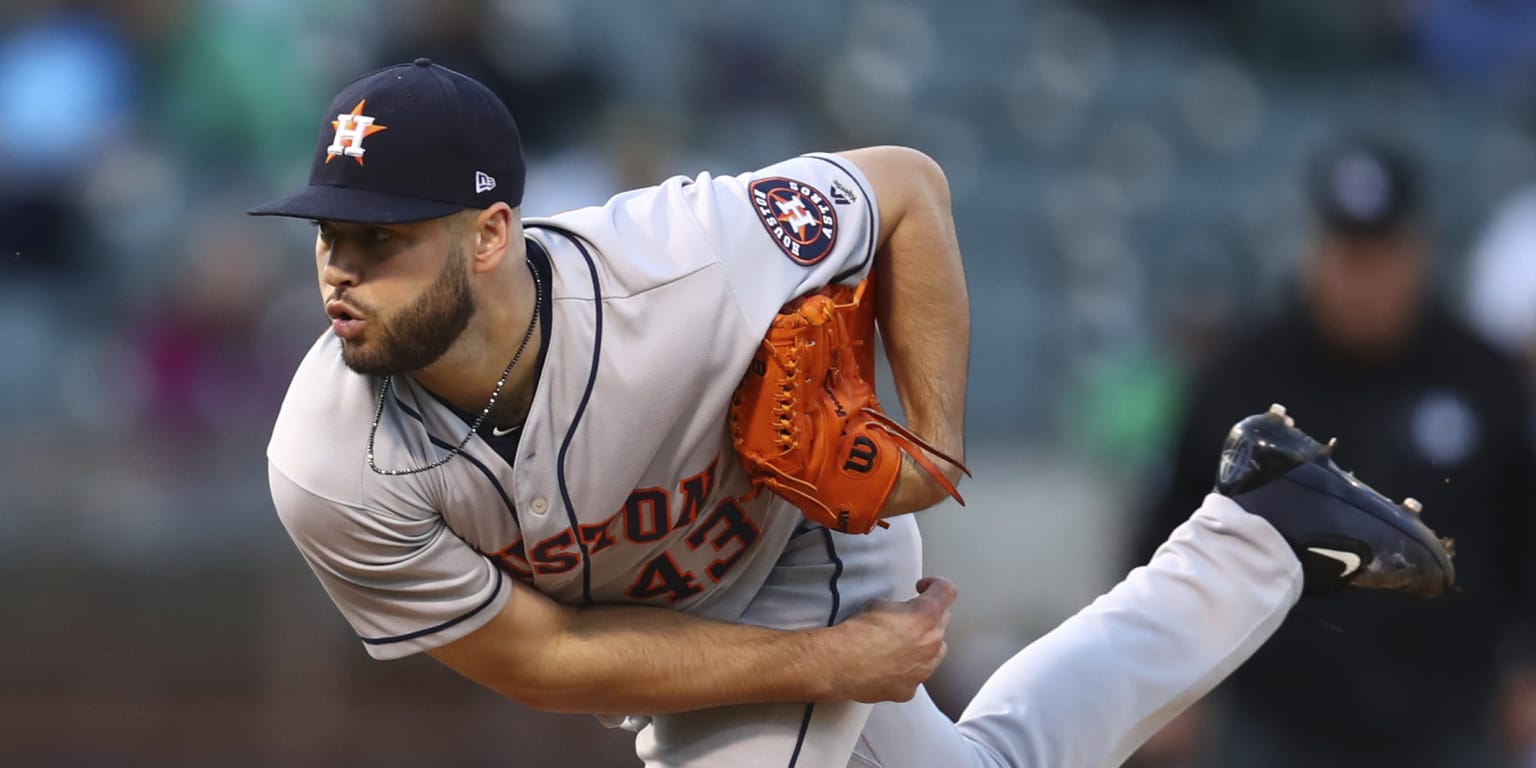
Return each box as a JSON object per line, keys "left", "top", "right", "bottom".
{"left": 326, "top": 300, "right": 366, "bottom": 322}
{"left": 327, "top": 302, "right": 367, "bottom": 339}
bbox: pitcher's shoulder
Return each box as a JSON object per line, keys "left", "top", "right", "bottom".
{"left": 523, "top": 172, "right": 737, "bottom": 293}
{"left": 268, "top": 332, "right": 380, "bottom": 502}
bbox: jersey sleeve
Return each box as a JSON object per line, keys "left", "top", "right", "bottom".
{"left": 268, "top": 462, "right": 509, "bottom": 660}
{"left": 684, "top": 152, "right": 881, "bottom": 323}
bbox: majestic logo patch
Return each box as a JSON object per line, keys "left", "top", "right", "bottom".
{"left": 749, "top": 177, "right": 839, "bottom": 266}
{"left": 830, "top": 179, "right": 858, "bottom": 205}
{"left": 326, "top": 100, "right": 388, "bottom": 166}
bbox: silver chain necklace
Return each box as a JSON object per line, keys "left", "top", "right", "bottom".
{"left": 367, "top": 257, "right": 542, "bottom": 476}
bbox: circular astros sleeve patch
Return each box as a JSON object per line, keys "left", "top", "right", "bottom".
{"left": 749, "top": 177, "right": 839, "bottom": 266}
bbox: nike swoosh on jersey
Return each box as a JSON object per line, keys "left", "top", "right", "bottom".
{"left": 1306, "top": 546, "right": 1362, "bottom": 577}
{"left": 491, "top": 426, "right": 519, "bottom": 437}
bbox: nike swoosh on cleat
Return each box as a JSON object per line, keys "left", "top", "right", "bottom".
{"left": 1307, "top": 546, "right": 1362, "bottom": 577}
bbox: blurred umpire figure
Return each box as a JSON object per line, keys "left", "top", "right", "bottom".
{"left": 1129, "top": 138, "right": 1536, "bottom": 768}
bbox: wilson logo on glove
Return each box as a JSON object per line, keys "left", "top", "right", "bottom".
{"left": 728, "top": 279, "right": 969, "bottom": 533}
{"left": 844, "top": 438, "right": 877, "bottom": 474}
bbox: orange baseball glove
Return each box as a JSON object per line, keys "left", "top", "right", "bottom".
{"left": 729, "top": 279, "right": 969, "bottom": 534}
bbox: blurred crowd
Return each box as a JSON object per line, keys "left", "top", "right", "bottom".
{"left": 8, "top": 0, "right": 1536, "bottom": 766}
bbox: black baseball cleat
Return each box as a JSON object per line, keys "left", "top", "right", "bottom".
{"left": 1216, "top": 404, "right": 1455, "bottom": 597}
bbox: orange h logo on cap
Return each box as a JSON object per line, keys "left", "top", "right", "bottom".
{"left": 326, "top": 100, "right": 388, "bottom": 166}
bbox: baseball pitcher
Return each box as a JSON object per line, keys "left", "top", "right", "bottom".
{"left": 253, "top": 60, "right": 1454, "bottom": 767}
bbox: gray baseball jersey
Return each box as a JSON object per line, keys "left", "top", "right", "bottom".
{"left": 268, "top": 153, "right": 877, "bottom": 660}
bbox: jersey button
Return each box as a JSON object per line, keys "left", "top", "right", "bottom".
{"left": 530, "top": 497, "right": 549, "bottom": 515}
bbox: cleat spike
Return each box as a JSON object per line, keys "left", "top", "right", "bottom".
{"left": 1267, "top": 403, "right": 1296, "bottom": 427}
{"left": 1403, "top": 498, "right": 1423, "bottom": 515}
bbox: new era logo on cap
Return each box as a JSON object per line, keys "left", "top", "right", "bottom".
{"left": 248, "top": 58, "right": 526, "bottom": 224}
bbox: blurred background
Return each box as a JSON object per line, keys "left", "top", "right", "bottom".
{"left": 5, "top": 0, "right": 1536, "bottom": 765}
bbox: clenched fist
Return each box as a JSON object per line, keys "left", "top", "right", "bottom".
{"left": 824, "top": 577, "right": 957, "bottom": 703}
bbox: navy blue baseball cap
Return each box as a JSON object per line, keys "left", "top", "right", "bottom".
{"left": 1306, "top": 138, "right": 1419, "bottom": 237}
{"left": 249, "top": 58, "right": 525, "bottom": 224}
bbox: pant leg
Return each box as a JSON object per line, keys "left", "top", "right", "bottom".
{"left": 850, "top": 688, "right": 1005, "bottom": 768}
{"left": 634, "top": 516, "right": 924, "bottom": 768}
{"left": 642, "top": 493, "right": 1300, "bottom": 768}
{"left": 950, "top": 493, "right": 1301, "bottom": 768}
{"left": 635, "top": 700, "right": 874, "bottom": 768}
{"left": 853, "top": 494, "right": 1301, "bottom": 768}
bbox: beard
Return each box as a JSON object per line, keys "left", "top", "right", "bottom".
{"left": 339, "top": 246, "right": 477, "bottom": 376}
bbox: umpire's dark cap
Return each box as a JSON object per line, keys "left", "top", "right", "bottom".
{"left": 249, "top": 59, "right": 524, "bottom": 224}
{"left": 1306, "top": 138, "right": 1420, "bottom": 237}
